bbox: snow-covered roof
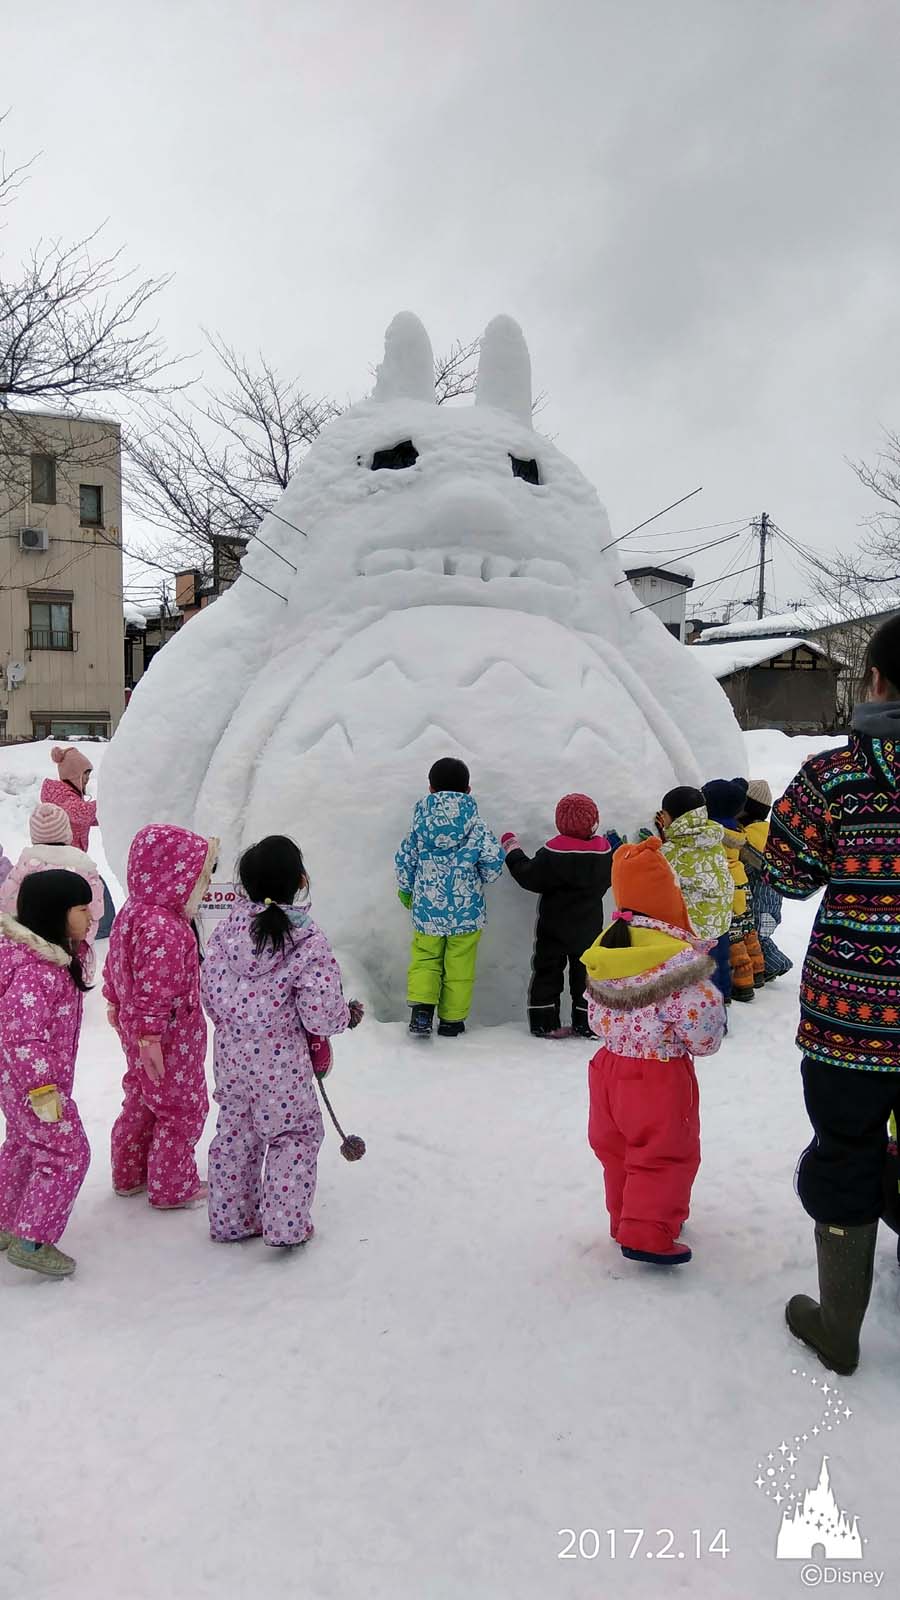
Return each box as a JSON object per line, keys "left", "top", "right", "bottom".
{"left": 689, "top": 636, "right": 830, "bottom": 678}
{"left": 702, "top": 593, "right": 900, "bottom": 641}
{"left": 623, "top": 559, "right": 695, "bottom": 583}
{"left": 123, "top": 602, "right": 148, "bottom": 629}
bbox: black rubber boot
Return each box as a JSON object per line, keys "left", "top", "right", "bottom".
{"left": 408, "top": 1004, "right": 435, "bottom": 1038}
{"left": 785, "top": 1221, "right": 878, "bottom": 1377}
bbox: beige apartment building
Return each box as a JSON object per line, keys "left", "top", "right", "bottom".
{"left": 0, "top": 410, "right": 125, "bottom": 742}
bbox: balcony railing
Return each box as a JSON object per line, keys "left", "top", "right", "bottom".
{"left": 27, "top": 629, "right": 79, "bottom": 652}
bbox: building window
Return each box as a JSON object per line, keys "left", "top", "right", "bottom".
{"left": 31, "top": 454, "right": 57, "bottom": 505}
{"left": 0, "top": 712, "right": 7, "bottom": 742}
{"left": 31, "top": 717, "right": 110, "bottom": 740}
{"left": 28, "top": 599, "right": 76, "bottom": 651}
{"left": 79, "top": 484, "right": 103, "bottom": 526}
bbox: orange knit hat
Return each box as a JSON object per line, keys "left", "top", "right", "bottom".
{"left": 611, "top": 836, "right": 691, "bottom": 931}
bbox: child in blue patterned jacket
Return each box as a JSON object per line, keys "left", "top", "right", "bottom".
{"left": 395, "top": 757, "right": 504, "bottom": 1038}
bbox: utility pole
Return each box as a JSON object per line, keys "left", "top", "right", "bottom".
{"left": 755, "top": 511, "right": 770, "bottom": 619}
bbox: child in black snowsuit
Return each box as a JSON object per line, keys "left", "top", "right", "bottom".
{"left": 502, "top": 793, "right": 614, "bottom": 1038}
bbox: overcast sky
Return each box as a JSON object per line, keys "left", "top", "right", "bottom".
{"left": 6, "top": 0, "right": 900, "bottom": 617}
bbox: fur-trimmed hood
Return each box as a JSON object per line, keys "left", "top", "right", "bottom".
{"left": 15, "top": 842, "right": 99, "bottom": 875}
{"left": 582, "top": 915, "right": 714, "bottom": 1012}
{"left": 0, "top": 912, "right": 72, "bottom": 967}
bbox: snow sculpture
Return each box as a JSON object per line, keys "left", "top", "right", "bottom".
{"left": 102, "top": 313, "right": 745, "bottom": 1020}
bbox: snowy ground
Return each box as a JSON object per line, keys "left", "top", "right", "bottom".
{"left": 2, "top": 735, "right": 897, "bottom": 1599}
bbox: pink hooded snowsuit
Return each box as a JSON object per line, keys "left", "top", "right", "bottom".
{"left": 0, "top": 916, "right": 91, "bottom": 1243}
{"left": 201, "top": 902, "right": 350, "bottom": 1245}
{"left": 104, "top": 824, "right": 212, "bottom": 1208}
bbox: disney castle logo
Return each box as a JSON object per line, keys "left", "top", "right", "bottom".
{"left": 775, "top": 1456, "right": 862, "bottom": 1561}
{"left": 755, "top": 1369, "right": 878, "bottom": 1572}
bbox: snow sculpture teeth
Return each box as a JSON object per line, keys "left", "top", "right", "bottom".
{"left": 101, "top": 310, "right": 745, "bottom": 1022}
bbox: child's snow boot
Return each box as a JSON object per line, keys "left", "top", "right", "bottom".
{"left": 571, "top": 1020, "right": 598, "bottom": 1041}
{"left": 785, "top": 1221, "right": 878, "bottom": 1377}
{"left": 621, "top": 1242, "right": 692, "bottom": 1267}
{"left": 154, "top": 1181, "right": 208, "bottom": 1211}
{"left": 6, "top": 1238, "right": 76, "bottom": 1277}
{"left": 0, "top": 1230, "right": 12, "bottom": 1251}
{"left": 409, "top": 1004, "right": 435, "bottom": 1038}
{"left": 437, "top": 1019, "right": 465, "bottom": 1037}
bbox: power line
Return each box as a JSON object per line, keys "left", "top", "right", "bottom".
{"left": 630, "top": 560, "right": 769, "bottom": 617}
{"left": 600, "top": 486, "right": 703, "bottom": 555}
{"left": 618, "top": 524, "right": 751, "bottom": 565}
{"left": 620, "top": 516, "right": 751, "bottom": 543}
{"left": 688, "top": 529, "right": 758, "bottom": 616}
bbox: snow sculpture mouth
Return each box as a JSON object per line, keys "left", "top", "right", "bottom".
{"left": 358, "top": 549, "right": 573, "bottom": 585}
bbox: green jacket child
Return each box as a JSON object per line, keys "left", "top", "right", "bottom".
{"left": 656, "top": 786, "right": 732, "bottom": 941}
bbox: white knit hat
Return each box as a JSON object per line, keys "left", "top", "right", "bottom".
{"left": 746, "top": 778, "right": 772, "bottom": 808}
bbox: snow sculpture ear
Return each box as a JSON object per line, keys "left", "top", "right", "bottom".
{"left": 476, "top": 315, "right": 533, "bottom": 427}
{"left": 372, "top": 312, "right": 436, "bottom": 404}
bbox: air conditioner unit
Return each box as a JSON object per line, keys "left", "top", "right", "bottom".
{"left": 18, "top": 527, "right": 49, "bottom": 554}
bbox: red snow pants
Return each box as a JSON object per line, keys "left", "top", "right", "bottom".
{"left": 587, "top": 1046, "right": 701, "bottom": 1255}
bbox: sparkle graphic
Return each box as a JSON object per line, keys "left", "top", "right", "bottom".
{"left": 755, "top": 1370, "right": 867, "bottom": 1563}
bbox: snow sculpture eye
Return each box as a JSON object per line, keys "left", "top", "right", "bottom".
{"left": 510, "top": 454, "right": 540, "bottom": 485}
{"left": 370, "top": 440, "right": 418, "bottom": 471}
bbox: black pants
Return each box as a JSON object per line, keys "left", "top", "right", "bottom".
{"left": 797, "top": 1057, "right": 900, "bottom": 1226}
{"left": 528, "top": 929, "right": 589, "bottom": 1032}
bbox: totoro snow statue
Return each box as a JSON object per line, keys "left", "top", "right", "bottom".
{"left": 102, "top": 313, "right": 745, "bottom": 1021}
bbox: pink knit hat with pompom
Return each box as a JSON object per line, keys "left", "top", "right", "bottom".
{"left": 51, "top": 744, "right": 93, "bottom": 786}
{"left": 30, "top": 802, "right": 74, "bottom": 845}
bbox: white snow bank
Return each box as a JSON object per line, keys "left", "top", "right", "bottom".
{"left": 2, "top": 730, "right": 896, "bottom": 1600}
{"left": 0, "top": 739, "right": 121, "bottom": 899}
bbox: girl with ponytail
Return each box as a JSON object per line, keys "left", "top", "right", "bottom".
{"left": 201, "top": 836, "right": 363, "bottom": 1248}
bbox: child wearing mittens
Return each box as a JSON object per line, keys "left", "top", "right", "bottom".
{"left": 105, "top": 823, "right": 216, "bottom": 1210}
{"left": 582, "top": 837, "right": 725, "bottom": 1267}
{"left": 0, "top": 870, "right": 95, "bottom": 1277}
{"left": 502, "top": 793, "right": 614, "bottom": 1038}
{"left": 395, "top": 756, "right": 504, "bottom": 1039}
{"left": 201, "top": 835, "right": 363, "bottom": 1248}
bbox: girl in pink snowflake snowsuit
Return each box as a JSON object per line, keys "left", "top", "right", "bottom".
{"left": 201, "top": 835, "right": 357, "bottom": 1247}
{"left": 105, "top": 823, "right": 216, "bottom": 1209}
{"left": 0, "top": 871, "right": 94, "bottom": 1262}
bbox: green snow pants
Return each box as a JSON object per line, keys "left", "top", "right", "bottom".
{"left": 407, "top": 931, "right": 482, "bottom": 1022}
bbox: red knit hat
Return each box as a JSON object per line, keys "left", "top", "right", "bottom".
{"left": 611, "top": 836, "right": 690, "bottom": 931}
{"left": 555, "top": 793, "right": 599, "bottom": 840}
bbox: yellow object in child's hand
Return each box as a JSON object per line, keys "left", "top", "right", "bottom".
{"left": 28, "top": 1085, "right": 63, "bottom": 1123}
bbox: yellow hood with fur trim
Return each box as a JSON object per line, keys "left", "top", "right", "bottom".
{"left": 582, "top": 924, "right": 690, "bottom": 982}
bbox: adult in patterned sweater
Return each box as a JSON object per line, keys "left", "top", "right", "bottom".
{"left": 502, "top": 793, "right": 615, "bottom": 1038}
{"left": 767, "top": 614, "right": 900, "bottom": 1375}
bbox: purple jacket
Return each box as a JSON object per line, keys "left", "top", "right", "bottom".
{"left": 200, "top": 903, "right": 351, "bottom": 1085}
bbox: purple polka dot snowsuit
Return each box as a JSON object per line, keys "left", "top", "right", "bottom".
{"left": 0, "top": 917, "right": 91, "bottom": 1244}
{"left": 200, "top": 903, "right": 350, "bottom": 1246}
